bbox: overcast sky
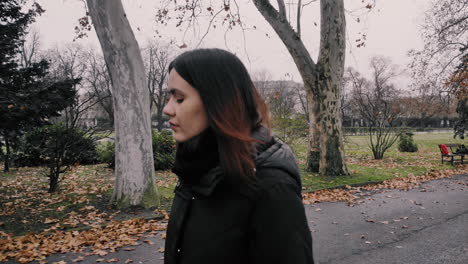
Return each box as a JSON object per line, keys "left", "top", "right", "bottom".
{"left": 32, "top": 0, "right": 431, "bottom": 89}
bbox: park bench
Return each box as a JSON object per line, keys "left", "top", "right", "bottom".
{"left": 438, "top": 144, "right": 465, "bottom": 165}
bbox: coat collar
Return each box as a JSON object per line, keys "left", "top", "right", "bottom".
{"left": 189, "top": 166, "right": 224, "bottom": 196}
{"left": 178, "top": 125, "right": 276, "bottom": 197}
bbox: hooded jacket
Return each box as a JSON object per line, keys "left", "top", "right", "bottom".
{"left": 164, "top": 127, "right": 314, "bottom": 264}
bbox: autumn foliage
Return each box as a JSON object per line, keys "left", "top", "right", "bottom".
{"left": 303, "top": 166, "right": 468, "bottom": 205}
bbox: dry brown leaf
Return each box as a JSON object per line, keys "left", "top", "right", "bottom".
{"left": 72, "top": 256, "right": 84, "bottom": 262}
{"left": 143, "top": 240, "right": 155, "bottom": 245}
{"left": 44, "top": 218, "right": 59, "bottom": 224}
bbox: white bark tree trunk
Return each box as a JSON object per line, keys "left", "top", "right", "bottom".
{"left": 86, "top": 0, "right": 160, "bottom": 207}
{"left": 253, "top": 0, "right": 349, "bottom": 176}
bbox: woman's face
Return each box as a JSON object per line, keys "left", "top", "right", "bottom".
{"left": 163, "top": 69, "right": 209, "bottom": 142}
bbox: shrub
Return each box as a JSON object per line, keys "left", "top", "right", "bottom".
{"left": 97, "top": 141, "right": 115, "bottom": 168}
{"left": 97, "top": 130, "right": 176, "bottom": 171}
{"left": 152, "top": 130, "right": 176, "bottom": 171}
{"left": 16, "top": 125, "right": 99, "bottom": 167}
{"left": 10, "top": 152, "right": 42, "bottom": 167}
{"left": 398, "top": 132, "right": 418, "bottom": 152}
{"left": 18, "top": 124, "right": 99, "bottom": 192}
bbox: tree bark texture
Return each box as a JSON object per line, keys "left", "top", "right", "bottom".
{"left": 3, "top": 132, "right": 10, "bottom": 173}
{"left": 48, "top": 170, "right": 59, "bottom": 193}
{"left": 86, "top": 0, "right": 159, "bottom": 208}
{"left": 253, "top": 0, "right": 349, "bottom": 176}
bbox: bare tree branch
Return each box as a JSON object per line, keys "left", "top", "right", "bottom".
{"left": 296, "top": 0, "right": 302, "bottom": 38}
{"left": 277, "top": 0, "right": 287, "bottom": 19}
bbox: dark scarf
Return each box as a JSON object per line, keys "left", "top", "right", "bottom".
{"left": 172, "top": 128, "right": 219, "bottom": 185}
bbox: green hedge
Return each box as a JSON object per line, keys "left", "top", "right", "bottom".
{"left": 97, "top": 130, "right": 176, "bottom": 171}
{"left": 343, "top": 127, "right": 437, "bottom": 136}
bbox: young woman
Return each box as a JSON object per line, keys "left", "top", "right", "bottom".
{"left": 163, "top": 48, "right": 314, "bottom": 264}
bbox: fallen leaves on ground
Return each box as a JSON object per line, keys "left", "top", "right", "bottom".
{"left": 303, "top": 165, "right": 468, "bottom": 205}
{"left": 0, "top": 164, "right": 172, "bottom": 263}
{"left": 303, "top": 188, "right": 357, "bottom": 204}
{"left": 0, "top": 165, "right": 115, "bottom": 234}
{"left": 361, "top": 166, "right": 468, "bottom": 191}
{"left": 0, "top": 218, "right": 166, "bottom": 263}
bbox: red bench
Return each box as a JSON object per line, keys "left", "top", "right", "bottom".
{"left": 438, "top": 144, "right": 465, "bottom": 165}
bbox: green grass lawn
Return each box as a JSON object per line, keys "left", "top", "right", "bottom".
{"left": 291, "top": 132, "right": 465, "bottom": 191}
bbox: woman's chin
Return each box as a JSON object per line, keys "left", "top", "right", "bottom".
{"left": 173, "top": 133, "right": 188, "bottom": 143}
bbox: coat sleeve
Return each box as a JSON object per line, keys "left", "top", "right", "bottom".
{"left": 248, "top": 169, "right": 314, "bottom": 264}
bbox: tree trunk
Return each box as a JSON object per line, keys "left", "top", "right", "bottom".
{"left": 306, "top": 89, "right": 320, "bottom": 172}
{"left": 253, "top": 0, "right": 349, "bottom": 177}
{"left": 314, "top": 72, "right": 349, "bottom": 176}
{"left": 3, "top": 132, "right": 10, "bottom": 173}
{"left": 87, "top": 0, "right": 159, "bottom": 208}
{"left": 156, "top": 110, "right": 164, "bottom": 131}
{"left": 48, "top": 169, "right": 59, "bottom": 193}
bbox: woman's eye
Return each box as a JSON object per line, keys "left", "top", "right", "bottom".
{"left": 176, "top": 98, "right": 184, "bottom": 103}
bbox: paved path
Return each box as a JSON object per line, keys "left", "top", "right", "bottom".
{"left": 17, "top": 174, "right": 468, "bottom": 264}
{"left": 308, "top": 174, "right": 468, "bottom": 264}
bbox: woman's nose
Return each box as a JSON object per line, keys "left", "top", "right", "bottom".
{"left": 163, "top": 100, "right": 174, "bottom": 117}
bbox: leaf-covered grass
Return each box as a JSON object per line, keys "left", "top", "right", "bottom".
{"left": 0, "top": 165, "right": 116, "bottom": 236}
{"left": 155, "top": 171, "right": 178, "bottom": 211}
{"left": 1, "top": 132, "right": 465, "bottom": 263}
{"left": 0, "top": 132, "right": 464, "bottom": 237}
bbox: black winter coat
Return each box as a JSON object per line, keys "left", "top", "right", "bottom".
{"left": 164, "top": 129, "right": 314, "bottom": 264}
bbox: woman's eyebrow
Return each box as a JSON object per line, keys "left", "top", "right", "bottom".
{"left": 168, "top": 88, "right": 185, "bottom": 95}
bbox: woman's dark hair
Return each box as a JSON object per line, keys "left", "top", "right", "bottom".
{"left": 169, "top": 48, "right": 270, "bottom": 185}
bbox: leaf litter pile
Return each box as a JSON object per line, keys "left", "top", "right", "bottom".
{"left": 0, "top": 165, "right": 172, "bottom": 263}
{"left": 303, "top": 165, "right": 468, "bottom": 205}
{"left": 1, "top": 163, "right": 467, "bottom": 263}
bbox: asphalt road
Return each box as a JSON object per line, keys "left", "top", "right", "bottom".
{"left": 27, "top": 174, "right": 468, "bottom": 264}
{"left": 308, "top": 174, "right": 468, "bottom": 264}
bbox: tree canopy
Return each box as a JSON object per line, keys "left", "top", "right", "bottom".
{"left": 0, "top": 0, "right": 78, "bottom": 171}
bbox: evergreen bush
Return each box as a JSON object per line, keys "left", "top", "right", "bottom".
{"left": 97, "top": 130, "right": 176, "bottom": 171}
{"left": 97, "top": 141, "right": 115, "bottom": 168}
{"left": 152, "top": 130, "right": 176, "bottom": 171}
{"left": 398, "top": 132, "right": 418, "bottom": 152}
{"left": 13, "top": 125, "right": 99, "bottom": 167}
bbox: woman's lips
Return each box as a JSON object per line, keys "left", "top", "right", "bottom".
{"left": 169, "top": 122, "right": 179, "bottom": 130}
